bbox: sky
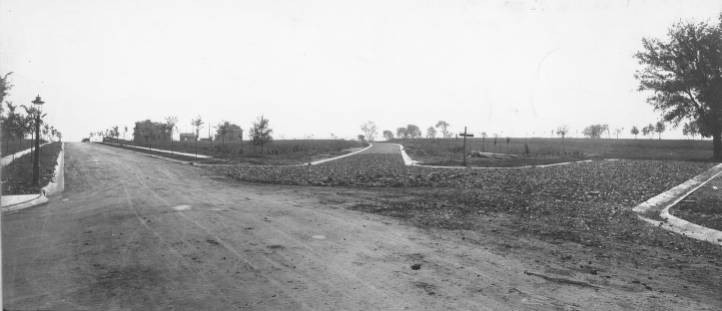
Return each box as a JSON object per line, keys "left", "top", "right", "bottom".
{"left": 1, "top": 0, "right": 721, "bottom": 141}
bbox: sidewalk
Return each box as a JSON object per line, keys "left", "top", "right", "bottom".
{"left": 100, "top": 142, "right": 213, "bottom": 159}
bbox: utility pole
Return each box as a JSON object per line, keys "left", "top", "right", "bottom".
{"left": 459, "top": 126, "right": 474, "bottom": 167}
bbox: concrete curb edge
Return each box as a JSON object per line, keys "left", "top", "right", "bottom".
{"left": 2, "top": 142, "right": 64, "bottom": 213}
{"left": 633, "top": 163, "right": 722, "bottom": 246}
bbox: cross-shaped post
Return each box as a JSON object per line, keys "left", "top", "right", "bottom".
{"left": 459, "top": 126, "right": 474, "bottom": 166}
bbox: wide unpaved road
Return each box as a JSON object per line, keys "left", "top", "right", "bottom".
{"left": 2, "top": 143, "right": 707, "bottom": 310}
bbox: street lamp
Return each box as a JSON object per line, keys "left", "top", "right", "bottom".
{"left": 31, "top": 95, "right": 44, "bottom": 186}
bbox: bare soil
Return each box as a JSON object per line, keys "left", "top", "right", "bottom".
{"left": 670, "top": 175, "right": 722, "bottom": 231}
{"left": 4, "top": 142, "right": 720, "bottom": 310}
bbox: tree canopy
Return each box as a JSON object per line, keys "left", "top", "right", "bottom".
{"left": 635, "top": 14, "right": 722, "bottom": 157}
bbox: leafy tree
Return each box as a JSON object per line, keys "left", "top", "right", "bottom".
{"left": 555, "top": 125, "right": 569, "bottom": 139}
{"left": 405, "top": 124, "right": 421, "bottom": 138}
{"left": 630, "top": 126, "right": 640, "bottom": 139}
{"left": 635, "top": 15, "right": 722, "bottom": 158}
{"left": 396, "top": 127, "right": 408, "bottom": 139}
{"left": 655, "top": 121, "right": 666, "bottom": 140}
{"left": 215, "top": 121, "right": 243, "bottom": 144}
{"left": 250, "top": 115, "right": 273, "bottom": 152}
{"left": 382, "top": 130, "right": 394, "bottom": 140}
{"left": 582, "top": 124, "right": 607, "bottom": 139}
{"left": 0, "top": 72, "right": 11, "bottom": 104}
{"left": 426, "top": 126, "right": 437, "bottom": 138}
{"left": 683, "top": 121, "right": 700, "bottom": 140}
{"left": 111, "top": 125, "right": 120, "bottom": 142}
{"left": 190, "top": 116, "right": 204, "bottom": 141}
{"left": 435, "top": 120, "right": 451, "bottom": 138}
{"left": 360, "top": 121, "right": 378, "bottom": 142}
{"left": 642, "top": 124, "right": 653, "bottom": 138}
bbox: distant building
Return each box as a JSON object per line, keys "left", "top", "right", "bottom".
{"left": 133, "top": 120, "right": 171, "bottom": 143}
{"left": 179, "top": 133, "right": 197, "bottom": 142}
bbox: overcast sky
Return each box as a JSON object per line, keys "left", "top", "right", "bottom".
{"left": 1, "top": 0, "right": 721, "bottom": 141}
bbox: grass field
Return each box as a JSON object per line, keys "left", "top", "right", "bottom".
{"left": 2, "top": 142, "right": 62, "bottom": 195}
{"left": 394, "top": 137, "right": 714, "bottom": 166}
{"left": 102, "top": 138, "right": 367, "bottom": 165}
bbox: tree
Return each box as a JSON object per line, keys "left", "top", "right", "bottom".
{"left": 111, "top": 125, "right": 120, "bottom": 142}
{"left": 0, "top": 72, "right": 11, "bottom": 104}
{"left": 250, "top": 115, "right": 273, "bottom": 152}
{"left": 683, "top": 121, "right": 700, "bottom": 140}
{"left": 426, "top": 126, "right": 437, "bottom": 138}
{"left": 635, "top": 15, "right": 722, "bottom": 159}
{"left": 435, "top": 120, "right": 451, "bottom": 138}
{"left": 396, "top": 127, "right": 408, "bottom": 139}
{"left": 165, "top": 116, "right": 178, "bottom": 141}
{"left": 215, "top": 121, "right": 243, "bottom": 144}
{"left": 382, "top": 130, "right": 394, "bottom": 140}
{"left": 555, "top": 125, "right": 569, "bottom": 139}
{"left": 655, "top": 121, "right": 666, "bottom": 140}
{"left": 631, "top": 126, "right": 640, "bottom": 139}
{"left": 641, "top": 124, "right": 653, "bottom": 138}
{"left": 190, "top": 116, "right": 204, "bottom": 141}
{"left": 360, "top": 121, "right": 378, "bottom": 142}
{"left": 614, "top": 127, "right": 624, "bottom": 140}
{"left": 582, "top": 124, "right": 607, "bottom": 139}
{"left": 406, "top": 124, "right": 421, "bottom": 138}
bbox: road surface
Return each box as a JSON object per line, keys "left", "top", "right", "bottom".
{"left": 2, "top": 142, "right": 713, "bottom": 310}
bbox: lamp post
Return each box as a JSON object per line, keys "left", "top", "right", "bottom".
{"left": 32, "top": 95, "right": 44, "bottom": 186}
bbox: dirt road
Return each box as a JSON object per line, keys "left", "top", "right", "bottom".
{"left": 2, "top": 143, "right": 714, "bottom": 310}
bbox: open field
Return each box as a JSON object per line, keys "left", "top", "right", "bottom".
{"left": 5, "top": 142, "right": 721, "bottom": 310}
{"left": 394, "top": 137, "right": 714, "bottom": 167}
{"left": 2, "top": 142, "right": 62, "bottom": 194}
{"left": 671, "top": 175, "right": 722, "bottom": 231}
{"left": 103, "top": 138, "right": 366, "bottom": 165}
{"left": 220, "top": 143, "right": 722, "bottom": 307}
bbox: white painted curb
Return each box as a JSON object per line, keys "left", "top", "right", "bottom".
{"left": 302, "top": 144, "right": 373, "bottom": 166}
{"left": 397, "top": 143, "right": 595, "bottom": 169}
{"left": 41, "top": 142, "right": 65, "bottom": 196}
{"left": 633, "top": 163, "right": 722, "bottom": 246}
{"left": 99, "top": 142, "right": 213, "bottom": 159}
{"left": 2, "top": 142, "right": 64, "bottom": 213}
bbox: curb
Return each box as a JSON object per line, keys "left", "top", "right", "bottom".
{"left": 301, "top": 143, "right": 374, "bottom": 166}
{"left": 397, "top": 143, "right": 597, "bottom": 169}
{"left": 99, "top": 142, "right": 214, "bottom": 159}
{"left": 632, "top": 163, "right": 722, "bottom": 246}
{"left": 1, "top": 142, "right": 64, "bottom": 213}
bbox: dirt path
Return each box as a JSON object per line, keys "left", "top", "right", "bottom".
{"left": 2, "top": 143, "right": 714, "bottom": 310}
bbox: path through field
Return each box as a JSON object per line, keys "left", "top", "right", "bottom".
{"left": 2, "top": 142, "right": 714, "bottom": 310}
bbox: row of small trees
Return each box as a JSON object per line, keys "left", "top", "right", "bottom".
{"left": 360, "top": 120, "right": 454, "bottom": 141}
{"left": 0, "top": 74, "right": 62, "bottom": 153}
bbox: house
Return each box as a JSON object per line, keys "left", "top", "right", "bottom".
{"left": 179, "top": 133, "right": 197, "bottom": 142}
